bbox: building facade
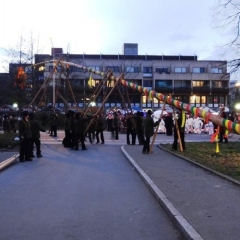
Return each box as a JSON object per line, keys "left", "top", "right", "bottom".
{"left": 10, "top": 43, "right": 230, "bottom": 111}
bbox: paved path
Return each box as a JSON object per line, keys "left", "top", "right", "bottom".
{"left": 2, "top": 132, "right": 240, "bottom": 239}
{"left": 0, "top": 144, "right": 183, "bottom": 240}
{"left": 122, "top": 144, "right": 240, "bottom": 240}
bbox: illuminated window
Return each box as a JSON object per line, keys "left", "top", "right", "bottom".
{"left": 190, "top": 95, "right": 200, "bottom": 104}
{"left": 193, "top": 81, "right": 204, "bottom": 87}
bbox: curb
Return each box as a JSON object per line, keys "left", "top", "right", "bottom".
{"left": 0, "top": 154, "right": 19, "bottom": 171}
{"left": 121, "top": 145, "right": 204, "bottom": 240}
{"left": 158, "top": 144, "right": 240, "bottom": 188}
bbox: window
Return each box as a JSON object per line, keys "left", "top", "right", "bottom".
{"left": 89, "top": 66, "right": 102, "bottom": 72}
{"left": 126, "top": 66, "right": 140, "bottom": 73}
{"left": 211, "top": 68, "right": 223, "bottom": 73}
{"left": 192, "top": 67, "right": 205, "bottom": 73}
{"left": 212, "top": 81, "right": 222, "bottom": 88}
{"left": 190, "top": 95, "right": 200, "bottom": 104}
{"left": 192, "top": 81, "right": 209, "bottom": 87}
{"left": 38, "top": 66, "right": 45, "bottom": 72}
{"left": 143, "top": 67, "right": 152, "bottom": 73}
{"left": 174, "top": 67, "right": 187, "bottom": 73}
{"left": 155, "top": 80, "right": 172, "bottom": 88}
{"left": 106, "top": 66, "right": 120, "bottom": 72}
{"left": 156, "top": 67, "right": 169, "bottom": 73}
{"left": 193, "top": 81, "right": 204, "bottom": 87}
{"left": 201, "top": 96, "right": 206, "bottom": 104}
{"left": 174, "top": 80, "right": 191, "bottom": 87}
{"left": 143, "top": 80, "right": 152, "bottom": 87}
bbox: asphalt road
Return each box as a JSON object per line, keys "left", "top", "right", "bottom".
{"left": 0, "top": 143, "right": 183, "bottom": 240}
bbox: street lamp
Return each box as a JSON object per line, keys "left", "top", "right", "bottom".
{"left": 235, "top": 103, "right": 240, "bottom": 111}
{"left": 13, "top": 103, "right": 18, "bottom": 111}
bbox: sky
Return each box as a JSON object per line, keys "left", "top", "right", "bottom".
{"left": 0, "top": 0, "right": 235, "bottom": 75}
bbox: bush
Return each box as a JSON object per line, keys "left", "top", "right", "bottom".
{"left": 0, "top": 132, "right": 20, "bottom": 149}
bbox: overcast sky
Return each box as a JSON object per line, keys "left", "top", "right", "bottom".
{"left": 0, "top": 0, "right": 234, "bottom": 73}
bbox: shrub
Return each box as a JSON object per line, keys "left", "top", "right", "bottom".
{"left": 0, "top": 132, "right": 19, "bottom": 149}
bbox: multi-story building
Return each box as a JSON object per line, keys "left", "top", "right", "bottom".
{"left": 32, "top": 43, "right": 230, "bottom": 111}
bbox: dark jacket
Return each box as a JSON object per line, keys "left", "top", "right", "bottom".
{"left": 142, "top": 115, "right": 159, "bottom": 137}
{"left": 95, "top": 116, "right": 105, "bottom": 131}
{"left": 18, "top": 119, "right": 31, "bottom": 139}
{"left": 74, "top": 115, "right": 91, "bottom": 135}
{"left": 29, "top": 119, "right": 46, "bottom": 139}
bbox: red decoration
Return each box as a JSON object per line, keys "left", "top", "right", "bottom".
{"left": 14, "top": 67, "right": 27, "bottom": 89}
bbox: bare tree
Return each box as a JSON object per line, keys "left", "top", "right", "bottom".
{"left": 213, "top": 0, "right": 240, "bottom": 75}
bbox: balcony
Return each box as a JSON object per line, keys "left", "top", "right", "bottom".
{"left": 173, "top": 87, "right": 191, "bottom": 95}
{"left": 155, "top": 87, "right": 173, "bottom": 94}
{"left": 192, "top": 86, "right": 210, "bottom": 95}
{"left": 211, "top": 87, "right": 229, "bottom": 95}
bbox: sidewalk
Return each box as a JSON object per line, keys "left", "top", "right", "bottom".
{"left": 122, "top": 144, "right": 240, "bottom": 240}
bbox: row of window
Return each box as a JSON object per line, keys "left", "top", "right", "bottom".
{"left": 46, "top": 65, "right": 224, "bottom": 74}
{"left": 38, "top": 77, "right": 229, "bottom": 89}
{"left": 52, "top": 95, "right": 226, "bottom": 109}
{"left": 145, "top": 80, "right": 228, "bottom": 88}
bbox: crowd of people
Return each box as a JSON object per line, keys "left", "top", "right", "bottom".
{"left": 1, "top": 106, "right": 239, "bottom": 159}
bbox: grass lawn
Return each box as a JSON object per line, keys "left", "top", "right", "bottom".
{"left": 160, "top": 142, "right": 240, "bottom": 182}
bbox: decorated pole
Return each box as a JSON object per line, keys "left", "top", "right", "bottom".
{"left": 36, "top": 60, "right": 240, "bottom": 135}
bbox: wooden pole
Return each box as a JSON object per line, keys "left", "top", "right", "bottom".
{"left": 149, "top": 100, "right": 167, "bottom": 153}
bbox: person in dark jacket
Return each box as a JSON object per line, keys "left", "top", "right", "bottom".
{"left": 142, "top": 110, "right": 159, "bottom": 154}
{"left": 49, "top": 113, "right": 58, "bottom": 137}
{"left": 87, "top": 115, "right": 96, "bottom": 143}
{"left": 164, "top": 113, "right": 174, "bottom": 136}
{"left": 134, "top": 111, "right": 145, "bottom": 145}
{"left": 3, "top": 115, "right": 11, "bottom": 133}
{"left": 63, "top": 111, "right": 71, "bottom": 148}
{"left": 69, "top": 111, "right": 75, "bottom": 149}
{"left": 126, "top": 112, "right": 136, "bottom": 145}
{"left": 29, "top": 113, "right": 46, "bottom": 158}
{"left": 95, "top": 113, "right": 105, "bottom": 144}
{"left": 172, "top": 109, "right": 186, "bottom": 151}
{"left": 18, "top": 111, "right": 32, "bottom": 162}
{"left": 74, "top": 112, "right": 91, "bottom": 150}
{"left": 111, "top": 112, "right": 119, "bottom": 140}
{"left": 219, "top": 109, "right": 228, "bottom": 143}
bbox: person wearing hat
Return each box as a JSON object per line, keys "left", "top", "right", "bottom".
{"left": 18, "top": 111, "right": 32, "bottom": 162}
{"left": 29, "top": 112, "right": 46, "bottom": 158}
{"left": 142, "top": 110, "right": 159, "bottom": 154}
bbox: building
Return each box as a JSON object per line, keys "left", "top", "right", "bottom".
{"left": 6, "top": 43, "right": 230, "bottom": 111}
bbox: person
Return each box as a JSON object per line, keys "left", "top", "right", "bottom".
{"left": 49, "top": 113, "right": 58, "bottom": 137}
{"left": 2, "top": 115, "right": 11, "bottom": 133}
{"left": 74, "top": 112, "right": 91, "bottom": 150}
{"left": 62, "top": 111, "right": 71, "bottom": 148}
{"left": 126, "top": 112, "right": 136, "bottom": 145}
{"left": 86, "top": 115, "right": 96, "bottom": 144}
{"left": 111, "top": 112, "right": 119, "bottom": 140}
{"left": 219, "top": 109, "right": 228, "bottom": 143}
{"left": 69, "top": 111, "right": 76, "bottom": 149}
{"left": 9, "top": 115, "right": 18, "bottom": 133}
{"left": 172, "top": 109, "right": 186, "bottom": 151}
{"left": 95, "top": 113, "right": 105, "bottom": 144}
{"left": 164, "top": 113, "right": 174, "bottom": 136}
{"left": 29, "top": 113, "right": 46, "bottom": 158}
{"left": 18, "top": 111, "right": 32, "bottom": 162}
{"left": 134, "top": 111, "right": 145, "bottom": 145}
{"left": 142, "top": 110, "right": 159, "bottom": 154}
